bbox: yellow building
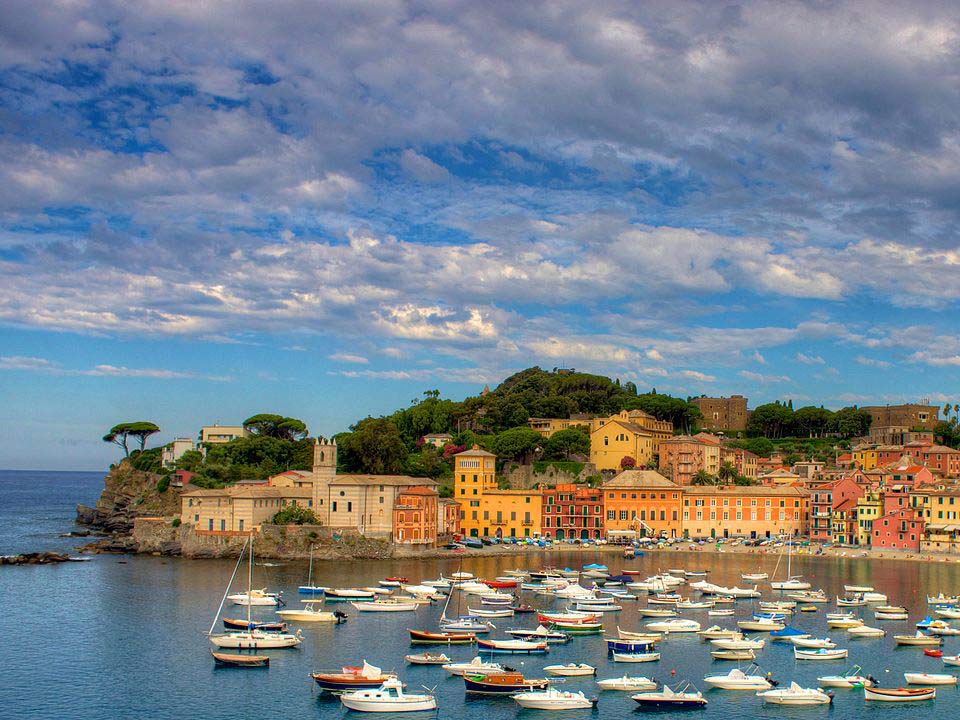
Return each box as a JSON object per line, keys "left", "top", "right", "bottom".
{"left": 591, "top": 410, "right": 673, "bottom": 444}
{"left": 472, "top": 489, "right": 542, "bottom": 539}
{"left": 181, "top": 485, "right": 313, "bottom": 533}
{"left": 590, "top": 419, "right": 655, "bottom": 471}
{"left": 681, "top": 485, "right": 809, "bottom": 539}
{"left": 851, "top": 445, "right": 879, "bottom": 470}
{"left": 854, "top": 491, "right": 884, "bottom": 545}
{"left": 200, "top": 424, "right": 250, "bottom": 444}
{"left": 527, "top": 417, "right": 591, "bottom": 438}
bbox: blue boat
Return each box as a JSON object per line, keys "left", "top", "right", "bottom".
{"left": 583, "top": 563, "right": 608, "bottom": 571}
{"left": 770, "top": 626, "right": 808, "bottom": 640}
{"left": 298, "top": 585, "right": 326, "bottom": 595}
{"left": 916, "top": 616, "right": 936, "bottom": 629}
{"left": 754, "top": 612, "right": 786, "bottom": 621}
{"left": 606, "top": 638, "right": 655, "bottom": 653}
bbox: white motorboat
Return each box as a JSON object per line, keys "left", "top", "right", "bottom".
{"left": 794, "top": 647, "right": 848, "bottom": 660}
{"left": 904, "top": 673, "right": 957, "bottom": 685}
{"left": 209, "top": 628, "right": 303, "bottom": 649}
{"left": 863, "top": 592, "right": 888, "bottom": 603}
{"left": 847, "top": 625, "right": 885, "bottom": 637}
{"left": 512, "top": 688, "right": 596, "bottom": 710}
{"left": 845, "top": 585, "right": 874, "bottom": 593}
{"left": 928, "top": 593, "right": 960, "bottom": 605}
{"left": 677, "top": 600, "right": 714, "bottom": 610}
{"left": 710, "top": 636, "right": 765, "bottom": 650}
{"left": 817, "top": 666, "right": 875, "bottom": 688}
{"left": 922, "top": 620, "right": 960, "bottom": 636}
{"left": 228, "top": 589, "right": 282, "bottom": 606}
{"left": 742, "top": 572, "right": 768, "bottom": 582}
{"left": 894, "top": 631, "right": 942, "bottom": 646}
{"left": 636, "top": 607, "right": 678, "bottom": 618}
{"left": 573, "top": 602, "right": 620, "bottom": 613}
{"left": 711, "top": 649, "right": 756, "bottom": 661}
{"left": 757, "top": 681, "right": 833, "bottom": 705}
{"left": 442, "top": 657, "right": 504, "bottom": 676}
{"left": 325, "top": 588, "right": 376, "bottom": 600}
{"left": 876, "top": 605, "right": 908, "bottom": 613}
{"left": 276, "top": 600, "right": 343, "bottom": 622}
{"left": 934, "top": 607, "right": 960, "bottom": 619}
{"left": 836, "top": 595, "right": 867, "bottom": 607}
{"left": 632, "top": 683, "right": 707, "bottom": 707}
{"left": 597, "top": 675, "right": 656, "bottom": 691}
{"left": 788, "top": 590, "right": 827, "bottom": 603}
{"left": 827, "top": 616, "right": 863, "bottom": 629}
{"left": 612, "top": 651, "right": 661, "bottom": 662}
{"left": 507, "top": 625, "right": 569, "bottom": 643}
{"left": 543, "top": 663, "right": 595, "bottom": 676}
{"left": 340, "top": 677, "right": 437, "bottom": 712}
{"left": 759, "top": 600, "right": 797, "bottom": 612}
{"left": 703, "top": 667, "right": 772, "bottom": 690}
{"left": 698, "top": 625, "right": 739, "bottom": 640}
{"left": 791, "top": 636, "right": 836, "bottom": 649}
{"left": 942, "top": 655, "right": 960, "bottom": 666}
{"left": 404, "top": 652, "right": 450, "bottom": 665}
{"left": 876, "top": 611, "right": 909, "bottom": 621}
{"left": 352, "top": 600, "right": 418, "bottom": 612}
{"left": 645, "top": 618, "right": 700, "bottom": 633}
{"left": 718, "top": 586, "right": 761, "bottom": 599}
{"left": 737, "top": 618, "right": 784, "bottom": 632}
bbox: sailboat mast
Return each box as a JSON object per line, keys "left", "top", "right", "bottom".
{"left": 247, "top": 530, "right": 254, "bottom": 628}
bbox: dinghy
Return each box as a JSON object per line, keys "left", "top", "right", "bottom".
{"left": 864, "top": 686, "right": 936, "bottom": 702}
{"left": 904, "top": 673, "right": 956, "bottom": 685}
{"left": 794, "top": 647, "right": 847, "bottom": 660}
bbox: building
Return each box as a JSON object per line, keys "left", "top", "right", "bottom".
{"left": 439, "top": 498, "right": 461, "bottom": 537}
{"left": 541, "top": 483, "right": 604, "bottom": 540}
{"left": 721, "top": 447, "right": 758, "bottom": 480}
{"left": 681, "top": 485, "right": 808, "bottom": 539}
{"left": 691, "top": 395, "right": 749, "bottom": 431}
{"left": 421, "top": 433, "right": 453, "bottom": 448}
{"left": 590, "top": 418, "right": 655, "bottom": 472}
{"left": 809, "top": 475, "right": 863, "bottom": 543}
{"left": 886, "top": 462, "right": 935, "bottom": 489}
{"left": 792, "top": 461, "right": 824, "bottom": 480}
{"left": 601, "top": 470, "right": 682, "bottom": 540}
{"left": 658, "top": 435, "right": 721, "bottom": 485}
{"left": 920, "top": 445, "right": 960, "bottom": 478}
{"left": 527, "top": 415, "right": 592, "bottom": 438}
{"left": 832, "top": 498, "right": 858, "bottom": 545}
{"left": 854, "top": 491, "right": 884, "bottom": 546}
{"left": 871, "top": 509, "right": 922, "bottom": 550}
{"left": 181, "top": 484, "right": 313, "bottom": 533}
{"left": 393, "top": 486, "right": 439, "bottom": 545}
{"left": 863, "top": 403, "right": 940, "bottom": 444}
{"left": 851, "top": 445, "right": 880, "bottom": 470}
{"left": 452, "top": 445, "right": 540, "bottom": 538}
{"left": 759, "top": 468, "right": 803, "bottom": 486}
{"left": 200, "top": 424, "right": 250, "bottom": 444}
{"left": 162, "top": 437, "right": 196, "bottom": 467}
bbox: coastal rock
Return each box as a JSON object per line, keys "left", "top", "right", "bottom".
{"left": 0, "top": 552, "right": 74, "bottom": 566}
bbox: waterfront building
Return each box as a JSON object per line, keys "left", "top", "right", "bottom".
{"left": 453, "top": 445, "right": 539, "bottom": 538}
{"left": 854, "top": 491, "right": 884, "bottom": 546}
{"left": 199, "top": 424, "right": 250, "bottom": 444}
{"left": 690, "top": 395, "right": 749, "bottom": 431}
{"left": 393, "top": 486, "right": 439, "bottom": 545}
{"left": 809, "top": 475, "right": 863, "bottom": 543}
{"left": 601, "top": 470, "right": 682, "bottom": 540}
{"left": 439, "top": 498, "right": 461, "bottom": 537}
{"left": 920, "top": 445, "right": 960, "bottom": 478}
{"left": 541, "top": 483, "right": 603, "bottom": 540}
{"left": 181, "top": 484, "right": 313, "bottom": 533}
{"left": 681, "top": 485, "right": 809, "bottom": 539}
{"left": 831, "top": 498, "right": 858, "bottom": 545}
{"left": 871, "top": 508, "right": 923, "bottom": 551}
{"left": 658, "top": 435, "right": 720, "bottom": 485}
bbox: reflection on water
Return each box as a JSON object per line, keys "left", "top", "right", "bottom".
{"left": 3, "top": 548, "right": 960, "bottom": 720}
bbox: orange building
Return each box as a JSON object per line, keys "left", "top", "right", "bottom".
{"left": 681, "top": 485, "right": 809, "bottom": 539}
{"left": 392, "top": 486, "right": 439, "bottom": 545}
{"left": 601, "top": 470, "right": 683, "bottom": 540}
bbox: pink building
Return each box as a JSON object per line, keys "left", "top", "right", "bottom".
{"left": 921, "top": 445, "right": 960, "bottom": 478}
{"left": 871, "top": 508, "right": 923, "bottom": 551}
{"left": 809, "top": 475, "right": 863, "bottom": 543}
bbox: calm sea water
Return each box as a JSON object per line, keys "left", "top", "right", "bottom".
{"left": 2, "top": 471, "right": 960, "bottom": 719}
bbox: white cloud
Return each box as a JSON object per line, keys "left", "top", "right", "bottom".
{"left": 0, "top": 356, "right": 230, "bottom": 381}
{"left": 329, "top": 352, "right": 369, "bottom": 364}
{"left": 796, "top": 352, "right": 825, "bottom": 365}
{"left": 399, "top": 149, "right": 451, "bottom": 183}
{"left": 739, "top": 370, "right": 792, "bottom": 384}
{"left": 855, "top": 355, "right": 892, "bottom": 368}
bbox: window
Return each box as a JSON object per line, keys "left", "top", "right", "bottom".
{"left": 379, "top": 497, "right": 384, "bottom": 504}
{"left": 208, "top": 519, "right": 213, "bottom": 531}
{"left": 332, "top": 502, "right": 337, "bottom": 512}
{"left": 220, "top": 519, "right": 225, "bottom": 531}
{"left": 607, "top": 510, "right": 615, "bottom": 520}
{"left": 619, "top": 510, "right": 628, "bottom": 520}
{"left": 604, "top": 436, "right": 609, "bottom": 446}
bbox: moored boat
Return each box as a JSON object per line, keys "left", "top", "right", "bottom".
{"left": 597, "top": 675, "right": 657, "bottom": 691}
{"left": 464, "top": 671, "right": 548, "bottom": 694}
{"left": 864, "top": 686, "right": 936, "bottom": 702}
{"left": 757, "top": 681, "right": 833, "bottom": 705}
{"left": 817, "top": 666, "right": 876, "bottom": 688}
{"left": 894, "top": 631, "right": 942, "bottom": 646}
{"left": 339, "top": 677, "right": 436, "bottom": 712}
{"left": 222, "top": 617, "right": 288, "bottom": 632}
{"left": 404, "top": 652, "right": 449, "bottom": 665}
{"left": 543, "top": 663, "right": 596, "bottom": 676}
{"left": 632, "top": 683, "right": 707, "bottom": 708}
{"left": 312, "top": 661, "right": 397, "bottom": 693}
{"left": 408, "top": 629, "right": 476, "bottom": 644}
{"left": 506, "top": 625, "right": 569, "bottom": 643}
{"left": 904, "top": 672, "right": 956, "bottom": 685}
{"left": 442, "top": 656, "right": 503, "bottom": 676}
{"left": 211, "top": 650, "right": 269, "bottom": 667}
{"left": 711, "top": 649, "right": 756, "bottom": 661}
{"left": 703, "top": 667, "right": 772, "bottom": 690}
{"left": 477, "top": 638, "right": 547, "bottom": 654}
{"left": 511, "top": 688, "right": 597, "bottom": 710}
{"left": 794, "top": 647, "right": 847, "bottom": 660}
{"left": 612, "top": 651, "right": 661, "bottom": 663}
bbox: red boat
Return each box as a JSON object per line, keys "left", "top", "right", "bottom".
{"left": 536, "top": 612, "right": 599, "bottom": 625}
{"left": 484, "top": 580, "right": 518, "bottom": 589}
{"left": 408, "top": 629, "right": 477, "bottom": 644}
{"left": 311, "top": 664, "right": 398, "bottom": 693}
{"left": 623, "top": 570, "right": 641, "bottom": 575}
{"left": 924, "top": 648, "right": 944, "bottom": 657}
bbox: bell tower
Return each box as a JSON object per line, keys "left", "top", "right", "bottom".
{"left": 312, "top": 435, "right": 337, "bottom": 523}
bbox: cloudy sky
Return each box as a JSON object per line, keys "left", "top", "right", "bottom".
{"left": 2, "top": 1, "right": 960, "bottom": 469}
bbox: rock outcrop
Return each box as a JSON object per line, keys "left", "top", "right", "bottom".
{"left": 1, "top": 552, "right": 78, "bottom": 565}
{"left": 76, "top": 462, "right": 181, "bottom": 535}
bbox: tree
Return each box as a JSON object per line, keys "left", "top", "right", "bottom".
{"left": 830, "top": 407, "right": 872, "bottom": 437}
{"left": 717, "top": 461, "right": 736, "bottom": 483}
{"left": 543, "top": 428, "right": 590, "bottom": 460}
{"left": 103, "top": 421, "right": 160, "bottom": 456}
{"left": 691, "top": 469, "right": 716, "bottom": 485}
{"left": 733, "top": 475, "right": 755, "bottom": 486}
{"left": 336, "top": 417, "right": 407, "bottom": 474}
{"left": 793, "top": 406, "right": 832, "bottom": 438}
{"left": 271, "top": 505, "right": 319, "bottom": 525}
{"left": 243, "top": 414, "right": 308, "bottom": 441}
{"left": 491, "top": 427, "right": 543, "bottom": 462}
{"left": 620, "top": 456, "right": 637, "bottom": 469}
{"left": 746, "top": 403, "right": 794, "bottom": 438}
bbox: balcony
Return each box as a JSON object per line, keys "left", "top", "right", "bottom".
{"left": 522, "top": 520, "right": 534, "bottom": 526}
{"left": 491, "top": 520, "right": 507, "bottom": 526}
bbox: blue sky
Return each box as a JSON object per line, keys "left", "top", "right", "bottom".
{"left": 2, "top": 2, "right": 960, "bottom": 470}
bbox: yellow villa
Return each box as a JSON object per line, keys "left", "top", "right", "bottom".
{"left": 854, "top": 491, "right": 884, "bottom": 545}
{"left": 851, "top": 445, "right": 879, "bottom": 470}
{"left": 590, "top": 419, "right": 655, "bottom": 471}
{"left": 453, "top": 445, "right": 540, "bottom": 538}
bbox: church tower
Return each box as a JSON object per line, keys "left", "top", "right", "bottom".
{"left": 311, "top": 436, "right": 337, "bottom": 523}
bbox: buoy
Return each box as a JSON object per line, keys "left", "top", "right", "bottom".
{"left": 671, "top": 669, "right": 676, "bottom": 675}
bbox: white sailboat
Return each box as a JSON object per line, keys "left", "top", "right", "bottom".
{"left": 770, "top": 536, "right": 810, "bottom": 590}
{"left": 209, "top": 533, "right": 302, "bottom": 649}
{"left": 277, "top": 546, "right": 344, "bottom": 622}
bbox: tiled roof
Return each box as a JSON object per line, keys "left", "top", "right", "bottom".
{"left": 602, "top": 470, "right": 677, "bottom": 489}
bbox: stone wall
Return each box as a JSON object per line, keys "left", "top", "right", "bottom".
{"left": 171, "top": 522, "right": 394, "bottom": 559}
{"left": 503, "top": 462, "right": 598, "bottom": 489}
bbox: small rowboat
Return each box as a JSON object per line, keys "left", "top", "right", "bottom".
{"left": 905, "top": 672, "right": 956, "bottom": 685}
{"left": 476, "top": 638, "right": 547, "bottom": 654}
{"left": 711, "top": 650, "right": 755, "bottom": 661}
{"left": 379, "top": 576, "right": 408, "bottom": 587}
{"left": 794, "top": 647, "right": 848, "bottom": 660}
{"left": 799, "top": 605, "right": 818, "bottom": 612}
{"left": 551, "top": 620, "right": 603, "bottom": 633}
{"left": 222, "top": 617, "right": 288, "bottom": 632}
{"left": 211, "top": 650, "right": 269, "bottom": 667}
{"left": 613, "top": 651, "right": 661, "bottom": 663}
{"left": 925, "top": 649, "right": 944, "bottom": 658}
{"left": 483, "top": 579, "right": 517, "bottom": 589}
{"left": 864, "top": 686, "right": 936, "bottom": 702}
{"left": 408, "top": 629, "right": 476, "bottom": 644}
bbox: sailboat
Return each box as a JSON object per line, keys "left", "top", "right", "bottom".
{"left": 209, "top": 533, "right": 303, "bottom": 650}
{"left": 277, "top": 546, "right": 346, "bottom": 623}
{"left": 298, "top": 544, "right": 327, "bottom": 594}
{"left": 770, "top": 536, "right": 810, "bottom": 590}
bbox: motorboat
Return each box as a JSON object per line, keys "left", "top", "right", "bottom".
{"left": 904, "top": 673, "right": 956, "bottom": 685}
{"left": 845, "top": 585, "right": 874, "bottom": 593}
{"left": 863, "top": 592, "right": 888, "bottom": 603}
{"left": 404, "top": 652, "right": 449, "bottom": 665}
{"left": 737, "top": 617, "right": 785, "bottom": 632}
{"left": 894, "top": 632, "right": 942, "bottom": 646}
{"left": 791, "top": 637, "right": 836, "bottom": 649}
{"left": 511, "top": 688, "right": 597, "bottom": 710}
{"left": 543, "top": 663, "right": 596, "bottom": 676}
{"left": 312, "top": 662, "right": 397, "bottom": 693}
{"left": 921, "top": 620, "right": 960, "bottom": 636}
{"left": 757, "top": 681, "right": 833, "bottom": 705}
{"left": 277, "top": 601, "right": 346, "bottom": 623}
{"left": 442, "top": 657, "right": 504, "bottom": 676}
{"left": 827, "top": 616, "right": 863, "bottom": 629}
{"left": 864, "top": 686, "right": 936, "bottom": 702}
{"left": 637, "top": 607, "right": 678, "bottom": 618}
{"left": 934, "top": 607, "right": 960, "bottom": 619}
{"left": 506, "top": 626, "right": 569, "bottom": 643}
{"left": 759, "top": 600, "right": 797, "bottom": 612}
{"left": 770, "top": 626, "right": 810, "bottom": 641}
{"left": 711, "top": 649, "right": 756, "bottom": 661}
{"left": 612, "top": 651, "right": 661, "bottom": 662}
{"left": 464, "top": 671, "right": 549, "bottom": 694}
{"left": 483, "top": 579, "right": 518, "bottom": 589}
{"left": 466, "top": 607, "right": 513, "bottom": 617}
{"left": 632, "top": 683, "right": 707, "bottom": 708}
{"left": 339, "top": 677, "right": 436, "bottom": 712}
{"left": 817, "top": 666, "right": 875, "bottom": 688}
{"left": 618, "top": 627, "right": 662, "bottom": 642}
{"left": 606, "top": 637, "right": 656, "bottom": 653}
{"left": 876, "top": 611, "right": 909, "bottom": 621}
{"left": 597, "top": 675, "right": 656, "bottom": 691}
{"left": 847, "top": 625, "right": 885, "bottom": 638}
{"left": 440, "top": 618, "right": 492, "bottom": 633}
{"left": 928, "top": 593, "right": 960, "bottom": 605}
{"left": 645, "top": 618, "right": 700, "bottom": 633}
{"left": 408, "top": 628, "right": 477, "bottom": 644}
{"left": 703, "top": 667, "right": 773, "bottom": 690}
{"left": 788, "top": 590, "right": 827, "bottom": 603}
{"left": 298, "top": 585, "right": 327, "bottom": 595}
{"left": 537, "top": 611, "right": 598, "bottom": 624}
{"left": 677, "top": 600, "right": 714, "bottom": 610}
{"left": 550, "top": 620, "right": 602, "bottom": 634}
{"left": 324, "top": 588, "right": 376, "bottom": 600}
{"left": 742, "top": 572, "right": 768, "bottom": 582}
{"left": 228, "top": 589, "right": 283, "bottom": 606}
{"left": 942, "top": 655, "right": 960, "bottom": 666}
{"left": 476, "top": 638, "right": 547, "bottom": 654}
{"left": 710, "top": 636, "right": 765, "bottom": 650}
{"left": 836, "top": 595, "right": 867, "bottom": 607}
{"left": 794, "top": 647, "right": 848, "bottom": 660}
{"left": 697, "top": 625, "right": 739, "bottom": 640}
{"left": 573, "top": 601, "right": 620, "bottom": 613}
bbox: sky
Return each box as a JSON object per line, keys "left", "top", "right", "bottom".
{"left": 1, "top": 1, "right": 960, "bottom": 470}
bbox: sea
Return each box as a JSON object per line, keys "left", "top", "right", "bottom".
{"left": 3, "top": 469, "right": 960, "bottom": 719}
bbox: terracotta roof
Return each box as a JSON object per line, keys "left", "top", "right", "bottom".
{"left": 592, "top": 419, "right": 653, "bottom": 437}
{"left": 399, "top": 485, "right": 439, "bottom": 496}
{"left": 455, "top": 445, "right": 496, "bottom": 458}
{"left": 603, "top": 470, "right": 677, "bottom": 489}
{"left": 926, "top": 445, "right": 960, "bottom": 454}
{"left": 834, "top": 497, "right": 858, "bottom": 512}
{"left": 330, "top": 475, "right": 439, "bottom": 487}
{"left": 181, "top": 485, "right": 311, "bottom": 499}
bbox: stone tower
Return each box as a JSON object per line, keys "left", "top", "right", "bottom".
{"left": 311, "top": 436, "right": 337, "bottom": 523}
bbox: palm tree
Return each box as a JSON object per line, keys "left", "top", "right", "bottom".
{"left": 692, "top": 469, "right": 715, "bottom": 485}
{"left": 717, "top": 461, "right": 736, "bottom": 483}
